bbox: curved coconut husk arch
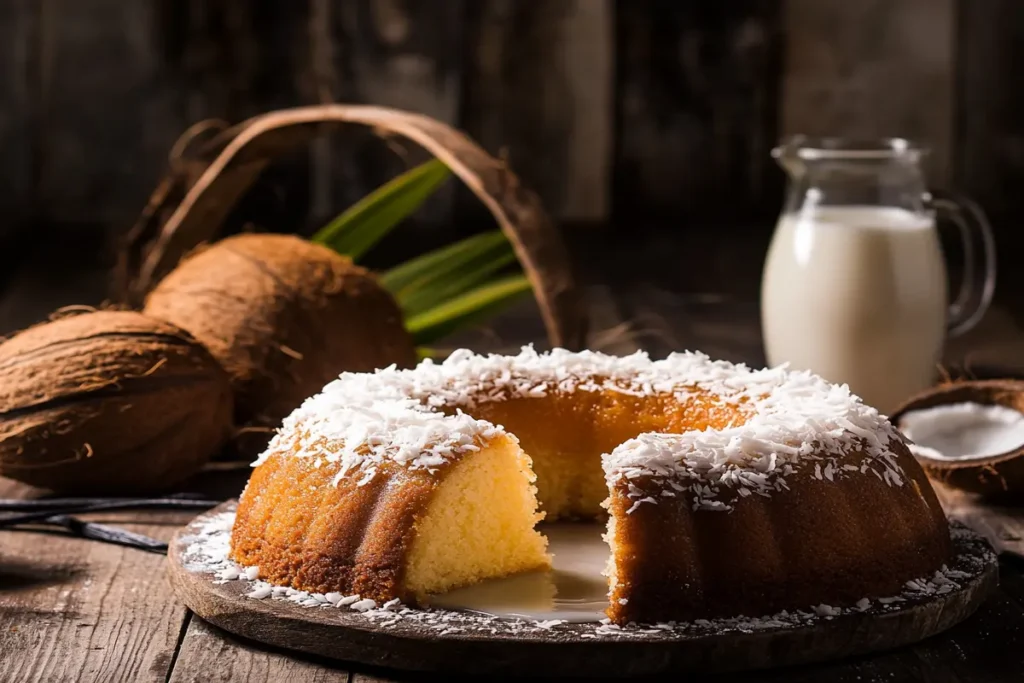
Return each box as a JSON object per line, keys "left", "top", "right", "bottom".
{"left": 117, "top": 105, "right": 587, "bottom": 351}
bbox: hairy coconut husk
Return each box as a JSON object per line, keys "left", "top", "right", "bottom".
{"left": 116, "top": 104, "right": 587, "bottom": 350}
{"left": 891, "top": 380, "right": 1024, "bottom": 497}
{"left": 143, "top": 233, "right": 416, "bottom": 452}
{"left": 0, "top": 310, "right": 233, "bottom": 494}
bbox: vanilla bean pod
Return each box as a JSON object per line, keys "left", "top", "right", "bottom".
{"left": 0, "top": 496, "right": 221, "bottom": 518}
{"left": 0, "top": 492, "right": 212, "bottom": 510}
{"left": 41, "top": 515, "right": 169, "bottom": 553}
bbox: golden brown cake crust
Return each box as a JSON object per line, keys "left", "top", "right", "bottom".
{"left": 230, "top": 447, "right": 448, "bottom": 604}
{"left": 606, "top": 439, "right": 951, "bottom": 624}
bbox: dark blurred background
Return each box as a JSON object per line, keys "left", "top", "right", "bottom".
{"left": 0, "top": 0, "right": 1021, "bottom": 339}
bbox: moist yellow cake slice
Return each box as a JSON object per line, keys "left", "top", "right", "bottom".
{"left": 403, "top": 432, "right": 549, "bottom": 598}
{"left": 230, "top": 399, "right": 549, "bottom": 604}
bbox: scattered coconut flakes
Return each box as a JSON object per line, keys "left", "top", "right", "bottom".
{"left": 253, "top": 347, "right": 906, "bottom": 509}
{"left": 216, "top": 566, "right": 240, "bottom": 582}
{"left": 814, "top": 604, "right": 841, "bottom": 617}
{"left": 180, "top": 512, "right": 993, "bottom": 641}
{"left": 178, "top": 512, "right": 236, "bottom": 575}
{"left": 247, "top": 584, "right": 273, "bottom": 600}
{"left": 350, "top": 599, "right": 377, "bottom": 612}
{"left": 535, "top": 620, "right": 566, "bottom": 629}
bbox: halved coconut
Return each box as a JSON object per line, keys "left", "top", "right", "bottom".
{"left": 891, "top": 380, "right": 1024, "bottom": 496}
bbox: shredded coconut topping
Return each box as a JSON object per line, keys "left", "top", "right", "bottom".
{"left": 256, "top": 346, "right": 905, "bottom": 509}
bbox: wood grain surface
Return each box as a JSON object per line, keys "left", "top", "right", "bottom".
{"left": 781, "top": 0, "right": 955, "bottom": 186}
{"left": 8, "top": 1, "right": 1024, "bottom": 341}
{"left": 955, "top": 0, "right": 1024, "bottom": 226}
{"left": 0, "top": 479, "right": 192, "bottom": 683}
{"left": 461, "top": 0, "right": 613, "bottom": 222}
{"left": 613, "top": 0, "right": 782, "bottom": 223}
{"left": 0, "top": 0, "right": 32, "bottom": 241}
{"left": 168, "top": 617, "right": 351, "bottom": 683}
{"left": 315, "top": 0, "right": 467, "bottom": 230}
{"left": 5, "top": 0, "right": 1008, "bottom": 239}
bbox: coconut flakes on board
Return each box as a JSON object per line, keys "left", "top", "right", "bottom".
{"left": 255, "top": 346, "right": 905, "bottom": 509}
{"left": 181, "top": 513, "right": 988, "bottom": 641}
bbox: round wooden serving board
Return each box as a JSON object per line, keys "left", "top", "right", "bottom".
{"left": 168, "top": 503, "right": 998, "bottom": 678}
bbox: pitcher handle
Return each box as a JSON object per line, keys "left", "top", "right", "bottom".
{"left": 926, "top": 190, "right": 997, "bottom": 337}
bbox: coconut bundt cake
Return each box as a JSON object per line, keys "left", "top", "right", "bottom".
{"left": 229, "top": 347, "right": 952, "bottom": 625}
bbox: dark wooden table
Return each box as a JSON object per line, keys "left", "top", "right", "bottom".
{"left": 4, "top": 290, "right": 1024, "bottom": 682}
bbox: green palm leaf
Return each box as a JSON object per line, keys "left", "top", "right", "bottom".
{"left": 380, "top": 230, "right": 510, "bottom": 296}
{"left": 382, "top": 230, "right": 518, "bottom": 318}
{"left": 312, "top": 159, "right": 451, "bottom": 259}
{"left": 405, "top": 274, "right": 532, "bottom": 346}
{"left": 308, "top": 158, "right": 537, "bottom": 349}
{"left": 399, "top": 249, "right": 518, "bottom": 318}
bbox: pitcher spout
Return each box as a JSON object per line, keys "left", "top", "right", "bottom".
{"left": 772, "top": 135, "right": 809, "bottom": 178}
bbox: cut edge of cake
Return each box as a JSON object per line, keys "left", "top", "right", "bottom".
{"left": 403, "top": 433, "right": 550, "bottom": 600}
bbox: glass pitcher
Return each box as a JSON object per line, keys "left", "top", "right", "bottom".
{"left": 761, "top": 137, "right": 996, "bottom": 413}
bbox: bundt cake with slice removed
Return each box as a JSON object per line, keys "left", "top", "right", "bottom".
{"left": 229, "top": 347, "right": 952, "bottom": 625}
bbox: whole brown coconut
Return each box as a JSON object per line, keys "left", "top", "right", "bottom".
{"left": 0, "top": 310, "right": 233, "bottom": 494}
{"left": 143, "top": 233, "right": 416, "bottom": 452}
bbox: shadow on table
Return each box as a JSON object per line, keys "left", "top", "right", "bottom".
{"left": 0, "top": 555, "right": 85, "bottom": 592}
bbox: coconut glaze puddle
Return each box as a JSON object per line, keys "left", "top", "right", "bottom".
{"left": 899, "top": 402, "right": 1024, "bottom": 460}
{"left": 427, "top": 522, "right": 609, "bottom": 622}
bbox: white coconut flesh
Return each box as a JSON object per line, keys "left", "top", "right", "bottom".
{"left": 899, "top": 402, "right": 1024, "bottom": 461}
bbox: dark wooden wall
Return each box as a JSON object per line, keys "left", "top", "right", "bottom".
{"left": 1, "top": 0, "right": 1023, "bottom": 331}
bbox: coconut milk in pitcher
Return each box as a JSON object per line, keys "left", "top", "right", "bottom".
{"left": 761, "top": 138, "right": 996, "bottom": 413}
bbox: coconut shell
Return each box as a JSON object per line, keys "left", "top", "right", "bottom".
{"left": 143, "top": 233, "right": 416, "bottom": 451}
{"left": 891, "top": 380, "right": 1024, "bottom": 497}
{"left": 0, "top": 310, "right": 233, "bottom": 494}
